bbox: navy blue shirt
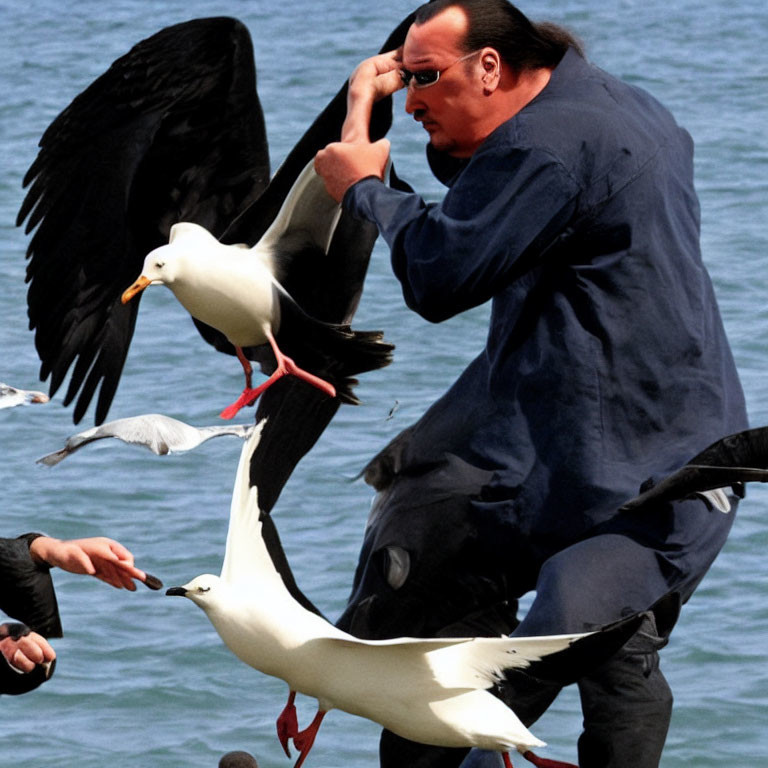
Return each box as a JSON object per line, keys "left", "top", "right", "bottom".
{"left": 345, "top": 48, "right": 747, "bottom": 555}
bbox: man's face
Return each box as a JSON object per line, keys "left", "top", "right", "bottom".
{"left": 402, "top": 7, "right": 488, "bottom": 158}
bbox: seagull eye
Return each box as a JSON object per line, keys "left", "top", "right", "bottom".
{"left": 197, "top": 586, "right": 210, "bottom": 593}
{"left": 155, "top": 260, "right": 165, "bottom": 269}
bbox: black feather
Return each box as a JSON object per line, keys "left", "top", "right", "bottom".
{"left": 18, "top": 18, "right": 269, "bottom": 424}
{"left": 620, "top": 426, "right": 768, "bottom": 511}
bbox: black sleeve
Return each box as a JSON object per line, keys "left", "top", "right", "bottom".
{"left": 0, "top": 649, "right": 54, "bottom": 696}
{"left": 0, "top": 534, "right": 63, "bottom": 638}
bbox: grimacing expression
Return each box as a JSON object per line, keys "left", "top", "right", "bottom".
{"left": 401, "top": 7, "right": 491, "bottom": 157}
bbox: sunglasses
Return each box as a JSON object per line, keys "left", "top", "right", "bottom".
{"left": 400, "top": 49, "right": 482, "bottom": 89}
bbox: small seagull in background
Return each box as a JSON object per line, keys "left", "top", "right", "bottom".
{"left": 37, "top": 413, "right": 254, "bottom": 466}
{"left": 0, "top": 382, "right": 49, "bottom": 410}
{"left": 386, "top": 400, "right": 400, "bottom": 421}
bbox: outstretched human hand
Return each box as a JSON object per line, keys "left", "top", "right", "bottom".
{"left": 28, "top": 536, "right": 150, "bottom": 590}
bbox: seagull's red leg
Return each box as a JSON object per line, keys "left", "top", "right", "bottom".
{"left": 235, "top": 346, "right": 253, "bottom": 389}
{"left": 276, "top": 689, "right": 299, "bottom": 757}
{"left": 521, "top": 750, "right": 578, "bottom": 768}
{"left": 292, "top": 708, "right": 326, "bottom": 768}
{"left": 220, "top": 332, "right": 336, "bottom": 419}
{"left": 503, "top": 752, "right": 515, "bottom": 768}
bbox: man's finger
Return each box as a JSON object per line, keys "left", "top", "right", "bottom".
{"left": 12, "top": 649, "right": 36, "bottom": 673}
{"left": 107, "top": 539, "right": 135, "bottom": 564}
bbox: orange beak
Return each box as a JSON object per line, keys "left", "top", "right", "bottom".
{"left": 121, "top": 275, "right": 152, "bottom": 304}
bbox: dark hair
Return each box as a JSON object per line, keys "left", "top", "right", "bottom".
{"left": 413, "top": 0, "right": 584, "bottom": 70}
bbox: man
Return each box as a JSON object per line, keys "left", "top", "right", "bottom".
{"left": 1, "top": 533, "right": 151, "bottom": 694}
{"left": 315, "top": 1, "right": 747, "bottom": 766}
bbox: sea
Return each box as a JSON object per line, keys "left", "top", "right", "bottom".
{"left": 1, "top": 0, "right": 767, "bottom": 765}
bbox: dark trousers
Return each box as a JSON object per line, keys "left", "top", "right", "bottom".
{"left": 380, "top": 493, "right": 736, "bottom": 768}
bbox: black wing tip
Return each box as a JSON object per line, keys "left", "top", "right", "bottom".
{"left": 519, "top": 592, "right": 681, "bottom": 687}
{"left": 334, "top": 330, "right": 394, "bottom": 375}
{"left": 620, "top": 425, "right": 768, "bottom": 512}
{"left": 333, "top": 337, "right": 394, "bottom": 406}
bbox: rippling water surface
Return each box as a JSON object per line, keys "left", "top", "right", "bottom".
{"left": 2, "top": 1, "right": 767, "bottom": 765}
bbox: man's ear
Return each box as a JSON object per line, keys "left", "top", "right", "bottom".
{"left": 480, "top": 49, "right": 502, "bottom": 92}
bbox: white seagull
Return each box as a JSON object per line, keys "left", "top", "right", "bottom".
{"left": 0, "top": 382, "right": 49, "bottom": 409}
{"left": 167, "top": 425, "right": 643, "bottom": 768}
{"left": 37, "top": 413, "right": 254, "bottom": 466}
{"left": 121, "top": 160, "right": 391, "bottom": 420}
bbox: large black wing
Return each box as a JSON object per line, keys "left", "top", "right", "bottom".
{"left": 17, "top": 17, "right": 270, "bottom": 424}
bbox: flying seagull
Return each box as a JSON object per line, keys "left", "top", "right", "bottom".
{"left": 37, "top": 413, "right": 254, "bottom": 466}
{"left": 16, "top": 14, "right": 414, "bottom": 425}
{"left": 121, "top": 161, "right": 392, "bottom": 419}
{"left": 0, "top": 382, "right": 49, "bottom": 409}
{"left": 167, "top": 425, "right": 646, "bottom": 768}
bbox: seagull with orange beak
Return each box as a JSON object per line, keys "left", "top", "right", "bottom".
{"left": 121, "top": 160, "right": 392, "bottom": 419}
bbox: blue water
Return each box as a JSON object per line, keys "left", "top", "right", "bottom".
{"left": 2, "top": 1, "right": 767, "bottom": 765}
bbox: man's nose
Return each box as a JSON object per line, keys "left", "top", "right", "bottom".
{"left": 404, "top": 83, "right": 422, "bottom": 114}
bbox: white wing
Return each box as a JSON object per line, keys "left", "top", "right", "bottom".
{"left": 422, "top": 632, "right": 591, "bottom": 689}
{"left": 327, "top": 631, "right": 591, "bottom": 691}
{"left": 258, "top": 159, "right": 342, "bottom": 267}
{"left": 37, "top": 413, "right": 253, "bottom": 465}
{"left": 220, "top": 419, "right": 284, "bottom": 586}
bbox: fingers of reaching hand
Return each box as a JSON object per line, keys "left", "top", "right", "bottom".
{"left": 91, "top": 551, "right": 145, "bottom": 590}
{"left": 30, "top": 536, "right": 96, "bottom": 574}
{"left": 72, "top": 537, "right": 132, "bottom": 566}
{"left": 30, "top": 536, "right": 149, "bottom": 589}
{"left": 68, "top": 538, "right": 146, "bottom": 589}
{"left": 104, "top": 538, "right": 134, "bottom": 564}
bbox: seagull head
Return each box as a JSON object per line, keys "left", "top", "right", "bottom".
{"left": 166, "top": 574, "right": 222, "bottom": 609}
{"left": 121, "top": 245, "right": 176, "bottom": 303}
{"left": 121, "top": 222, "right": 219, "bottom": 304}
